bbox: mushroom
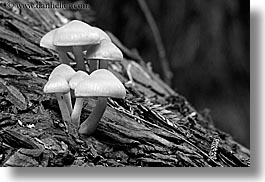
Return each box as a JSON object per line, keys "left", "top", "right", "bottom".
{"left": 75, "top": 69, "right": 126, "bottom": 135}
{"left": 92, "top": 27, "right": 111, "bottom": 42}
{"left": 40, "top": 28, "right": 72, "bottom": 64}
{"left": 69, "top": 70, "right": 90, "bottom": 126}
{"left": 53, "top": 20, "right": 100, "bottom": 71}
{"left": 49, "top": 64, "right": 76, "bottom": 114}
{"left": 43, "top": 75, "right": 71, "bottom": 128}
{"left": 86, "top": 40, "right": 123, "bottom": 73}
{"left": 89, "top": 27, "right": 112, "bottom": 72}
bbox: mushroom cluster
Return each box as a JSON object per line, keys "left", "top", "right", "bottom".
{"left": 40, "top": 20, "right": 123, "bottom": 72}
{"left": 41, "top": 20, "right": 126, "bottom": 136}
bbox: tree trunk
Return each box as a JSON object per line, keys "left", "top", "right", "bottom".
{"left": 0, "top": 1, "right": 249, "bottom": 167}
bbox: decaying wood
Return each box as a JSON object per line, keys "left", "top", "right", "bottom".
{"left": 0, "top": 1, "right": 249, "bottom": 167}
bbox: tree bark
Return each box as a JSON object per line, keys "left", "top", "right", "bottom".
{"left": 0, "top": 2, "right": 249, "bottom": 167}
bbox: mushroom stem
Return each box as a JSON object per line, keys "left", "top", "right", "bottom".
{"left": 79, "top": 97, "right": 107, "bottom": 135}
{"left": 55, "top": 93, "right": 71, "bottom": 125}
{"left": 99, "top": 60, "right": 108, "bottom": 69}
{"left": 125, "top": 63, "right": 135, "bottom": 87}
{"left": 58, "top": 51, "right": 70, "bottom": 65}
{"left": 64, "top": 92, "right": 72, "bottom": 115}
{"left": 89, "top": 59, "right": 98, "bottom": 73}
{"left": 71, "top": 98, "right": 84, "bottom": 127}
{"left": 73, "top": 46, "right": 86, "bottom": 71}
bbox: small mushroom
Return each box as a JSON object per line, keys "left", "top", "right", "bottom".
{"left": 40, "top": 29, "right": 72, "bottom": 64}
{"left": 49, "top": 64, "right": 76, "bottom": 114}
{"left": 75, "top": 69, "right": 126, "bottom": 135}
{"left": 69, "top": 70, "right": 90, "bottom": 126}
{"left": 89, "top": 27, "right": 112, "bottom": 72}
{"left": 43, "top": 75, "right": 71, "bottom": 126}
{"left": 53, "top": 20, "right": 100, "bottom": 71}
{"left": 86, "top": 40, "right": 123, "bottom": 73}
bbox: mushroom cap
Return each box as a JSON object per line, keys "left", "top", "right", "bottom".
{"left": 86, "top": 40, "right": 123, "bottom": 61}
{"left": 75, "top": 69, "right": 126, "bottom": 99}
{"left": 40, "top": 29, "right": 73, "bottom": 52}
{"left": 49, "top": 64, "right": 76, "bottom": 82}
{"left": 69, "top": 70, "right": 90, "bottom": 89}
{"left": 53, "top": 20, "right": 100, "bottom": 47}
{"left": 40, "top": 29, "right": 57, "bottom": 51}
{"left": 92, "top": 27, "right": 111, "bottom": 42}
{"left": 44, "top": 75, "right": 70, "bottom": 94}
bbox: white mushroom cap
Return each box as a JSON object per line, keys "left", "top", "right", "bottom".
{"left": 69, "top": 70, "right": 90, "bottom": 89}
{"left": 40, "top": 29, "right": 57, "bottom": 51}
{"left": 75, "top": 69, "right": 126, "bottom": 99}
{"left": 86, "top": 40, "right": 123, "bottom": 61}
{"left": 92, "top": 27, "right": 111, "bottom": 42}
{"left": 44, "top": 75, "right": 70, "bottom": 94}
{"left": 53, "top": 20, "right": 100, "bottom": 47}
{"left": 40, "top": 29, "right": 73, "bottom": 52}
{"left": 49, "top": 64, "right": 76, "bottom": 82}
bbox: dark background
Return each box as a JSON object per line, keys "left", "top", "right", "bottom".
{"left": 64, "top": 0, "right": 250, "bottom": 147}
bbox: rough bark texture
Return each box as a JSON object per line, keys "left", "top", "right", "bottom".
{"left": 0, "top": 1, "right": 250, "bottom": 167}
